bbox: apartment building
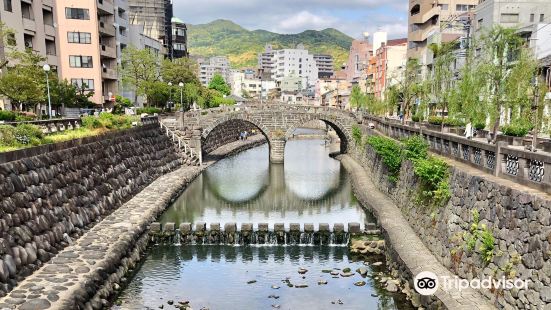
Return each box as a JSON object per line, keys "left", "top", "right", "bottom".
{"left": 198, "top": 56, "right": 231, "bottom": 86}
{"left": 0, "top": 0, "right": 59, "bottom": 110}
{"left": 128, "top": 0, "right": 172, "bottom": 56}
{"left": 55, "top": 0, "right": 120, "bottom": 105}
{"left": 270, "top": 44, "right": 318, "bottom": 88}
{"left": 407, "top": 0, "right": 478, "bottom": 70}
{"left": 313, "top": 54, "right": 334, "bottom": 78}
{"left": 344, "top": 36, "right": 372, "bottom": 84}
{"left": 374, "top": 39, "right": 407, "bottom": 99}
{"left": 258, "top": 44, "right": 275, "bottom": 78}
{"left": 171, "top": 17, "right": 188, "bottom": 59}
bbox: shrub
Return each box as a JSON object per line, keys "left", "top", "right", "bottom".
{"left": 411, "top": 115, "right": 421, "bottom": 122}
{"left": 474, "top": 122, "right": 486, "bottom": 130}
{"left": 0, "top": 111, "right": 16, "bottom": 121}
{"left": 428, "top": 116, "right": 466, "bottom": 127}
{"left": 15, "top": 112, "right": 37, "bottom": 122}
{"left": 365, "top": 136, "right": 403, "bottom": 182}
{"left": 402, "top": 135, "right": 428, "bottom": 161}
{"left": 0, "top": 125, "right": 16, "bottom": 145}
{"left": 413, "top": 156, "right": 451, "bottom": 206}
{"left": 82, "top": 116, "right": 102, "bottom": 129}
{"left": 351, "top": 125, "right": 362, "bottom": 146}
{"left": 137, "top": 107, "right": 162, "bottom": 115}
{"left": 13, "top": 124, "right": 43, "bottom": 145}
{"left": 501, "top": 120, "right": 532, "bottom": 137}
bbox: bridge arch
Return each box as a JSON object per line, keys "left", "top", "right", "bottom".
{"left": 284, "top": 116, "right": 351, "bottom": 154}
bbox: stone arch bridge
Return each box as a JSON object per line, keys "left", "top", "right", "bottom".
{"left": 167, "top": 104, "right": 361, "bottom": 163}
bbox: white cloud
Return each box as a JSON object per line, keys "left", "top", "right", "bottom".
{"left": 172, "top": 0, "right": 408, "bottom": 38}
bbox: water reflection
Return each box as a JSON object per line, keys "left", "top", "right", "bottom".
{"left": 160, "top": 138, "right": 373, "bottom": 228}
{"left": 115, "top": 245, "right": 413, "bottom": 310}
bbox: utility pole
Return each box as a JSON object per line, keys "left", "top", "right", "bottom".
{"left": 531, "top": 76, "right": 540, "bottom": 151}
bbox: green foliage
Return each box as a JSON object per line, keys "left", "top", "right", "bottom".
{"left": 351, "top": 125, "right": 362, "bottom": 146}
{"left": 13, "top": 124, "right": 43, "bottom": 145}
{"left": 474, "top": 122, "right": 486, "bottom": 130}
{"left": 0, "top": 49, "right": 46, "bottom": 111}
{"left": 82, "top": 116, "right": 103, "bottom": 129}
{"left": 49, "top": 78, "right": 95, "bottom": 109}
{"left": 365, "top": 136, "right": 403, "bottom": 182}
{"left": 463, "top": 209, "right": 495, "bottom": 264}
{"left": 413, "top": 156, "right": 451, "bottom": 206}
{"left": 479, "top": 225, "right": 495, "bottom": 263}
{"left": 349, "top": 86, "right": 366, "bottom": 111}
{"left": 411, "top": 115, "right": 420, "bottom": 122}
{"left": 187, "top": 19, "right": 352, "bottom": 70}
{"left": 210, "top": 95, "right": 236, "bottom": 107}
{"left": 428, "top": 116, "right": 466, "bottom": 127}
{"left": 112, "top": 95, "right": 133, "bottom": 115}
{"left": 136, "top": 107, "right": 162, "bottom": 115}
{"left": 402, "top": 136, "right": 428, "bottom": 161}
{"left": 0, "top": 125, "right": 15, "bottom": 145}
{"left": 120, "top": 46, "right": 162, "bottom": 104}
{"left": 161, "top": 58, "right": 200, "bottom": 86}
{"left": 15, "top": 112, "right": 36, "bottom": 121}
{"left": 0, "top": 110, "right": 16, "bottom": 121}
{"left": 208, "top": 74, "right": 231, "bottom": 96}
{"left": 501, "top": 119, "right": 533, "bottom": 137}
{"left": 97, "top": 113, "right": 135, "bottom": 130}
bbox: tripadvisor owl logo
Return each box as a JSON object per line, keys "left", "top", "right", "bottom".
{"left": 414, "top": 271, "right": 439, "bottom": 296}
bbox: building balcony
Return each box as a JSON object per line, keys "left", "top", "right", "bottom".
{"left": 100, "top": 44, "right": 116, "bottom": 58}
{"left": 410, "top": 6, "right": 439, "bottom": 24}
{"left": 102, "top": 68, "right": 117, "bottom": 80}
{"left": 99, "top": 21, "right": 116, "bottom": 36}
{"left": 22, "top": 18, "right": 36, "bottom": 32}
{"left": 97, "top": 0, "right": 114, "bottom": 16}
{"left": 409, "top": 27, "right": 435, "bottom": 43}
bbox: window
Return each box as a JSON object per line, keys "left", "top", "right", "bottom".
{"left": 43, "top": 8, "right": 54, "bottom": 25}
{"left": 71, "top": 78, "right": 94, "bottom": 90}
{"left": 174, "top": 43, "right": 185, "bottom": 51}
{"left": 67, "top": 32, "right": 91, "bottom": 44}
{"left": 21, "top": 1, "right": 32, "bottom": 20}
{"left": 541, "top": 14, "right": 545, "bottom": 22}
{"left": 65, "top": 8, "right": 90, "bottom": 20}
{"left": 456, "top": 4, "right": 475, "bottom": 11}
{"left": 45, "top": 39, "right": 56, "bottom": 55}
{"left": 438, "top": 4, "right": 448, "bottom": 10}
{"left": 530, "top": 14, "right": 535, "bottom": 22}
{"left": 500, "top": 13, "right": 519, "bottom": 23}
{"left": 477, "top": 18, "right": 484, "bottom": 30}
{"left": 3, "top": 0, "right": 11, "bottom": 12}
{"left": 69, "top": 55, "right": 93, "bottom": 68}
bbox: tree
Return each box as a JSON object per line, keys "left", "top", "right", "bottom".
{"left": 0, "top": 22, "right": 15, "bottom": 69}
{"left": 208, "top": 74, "right": 231, "bottom": 96}
{"left": 388, "top": 58, "right": 424, "bottom": 123}
{"left": 143, "top": 81, "right": 170, "bottom": 108}
{"left": 349, "top": 85, "right": 366, "bottom": 111}
{"left": 120, "top": 46, "right": 161, "bottom": 105}
{"left": 49, "top": 78, "right": 94, "bottom": 110}
{"left": 161, "top": 58, "right": 200, "bottom": 86}
{"left": 478, "top": 25, "right": 525, "bottom": 142}
{"left": 429, "top": 42, "right": 455, "bottom": 131}
{"left": 0, "top": 49, "right": 45, "bottom": 112}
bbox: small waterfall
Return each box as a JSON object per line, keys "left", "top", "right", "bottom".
{"left": 149, "top": 222, "right": 370, "bottom": 246}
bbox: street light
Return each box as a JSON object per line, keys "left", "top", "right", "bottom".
{"left": 179, "top": 82, "right": 184, "bottom": 111}
{"left": 168, "top": 82, "right": 173, "bottom": 110}
{"left": 43, "top": 64, "right": 52, "bottom": 119}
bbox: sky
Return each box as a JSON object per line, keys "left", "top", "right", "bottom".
{"left": 172, "top": 0, "right": 409, "bottom": 39}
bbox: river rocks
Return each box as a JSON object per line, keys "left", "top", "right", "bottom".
{"left": 386, "top": 282, "right": 399, "bottom": 292}
{"left": 340, "top": 272, "right": 354, "bottom": 277}
{"left": 247, "top": 280, "right": 257, "bottom": 284}
{"left": 318, "top": 280, "right": 328, "bottom": 285}
{"left": 294, "top": 283, "right": 308, "bottom": 288}
{"left": 356, "top": 267, "right": 368, "bottom": 276}
{"left": 298, "top": 268, "right": 308, "bottom": 274}
{"left": 354, "top": 281, "right": 366, "bottom": 287}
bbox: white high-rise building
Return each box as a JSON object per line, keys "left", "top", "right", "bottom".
{"left": 271, "top": 44, "right": 318, "bottom": 88}
{"left": 198, "top": 56, "right": 231, "bottom": 86}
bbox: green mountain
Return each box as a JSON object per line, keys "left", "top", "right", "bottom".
{"left": 187, "top": 19, "right": 353, "bottom": 70}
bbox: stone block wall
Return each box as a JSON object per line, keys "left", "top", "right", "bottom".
{"left": 201, "top": 119, "right": 259, "bottom": 154}
{"left": 0, "top": 125, "right": 182, "bottom": 295}
{"left": 352, "top": 144, "right": 551, "bottom": 309}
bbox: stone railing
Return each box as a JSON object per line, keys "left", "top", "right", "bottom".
{"left": 364, "top": 115, "right": 551, "bottom": 192}
{"left": 2, "top": 118, "right": 82, "bottom": 134}
{"left": 159, "top": 118, "right": 202, "bottom": 165}
{"left": 184, "top": 104, "right": 359, "bottom": 121}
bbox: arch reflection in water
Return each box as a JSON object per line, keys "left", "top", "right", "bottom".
{"left": 114, "top": 245, "right": 413, "bottom": 310}
{"left": 160, "top": 139, "right": 375, "bottom": 228}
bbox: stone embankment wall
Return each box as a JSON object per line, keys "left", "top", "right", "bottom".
{"left": 0, "top": 125, "right": 182, "bottom": 296}
{"left": 201, "top": 119, "right": 259, "bottom": 154}
{"left": 352, "top": 141, "right": 551, "bottom": 309}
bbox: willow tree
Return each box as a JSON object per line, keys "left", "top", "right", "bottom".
{"left": 349, "top": 85, "right": 366, "bottom": 111}
{"left": 478, "top": 26, "right": 525, "bottom": 142}
{"left": 429, "top": 42, "right": 456, "bottom": 130}
{"left": 391, "top": 58, "right": 424, "bottom": 123}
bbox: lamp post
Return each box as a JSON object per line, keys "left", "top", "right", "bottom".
{"left": 179, "top": 82, "right": 184, "bottom": 110}
{"left": 168, "top": 82, "right": 172, "bottom": 110}
{"left": 531, "top": 76, "right": 540, "bottom": 152}
{"left": 43, "top": 64, "right": 52, "bottom": 119}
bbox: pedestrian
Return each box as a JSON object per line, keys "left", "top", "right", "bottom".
{"left": 244, "top": 130, "right": 248, "bottom": 140}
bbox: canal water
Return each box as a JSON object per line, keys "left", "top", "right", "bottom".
{"left": 113, "top": 133, "right": 413, "bottom": 310}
